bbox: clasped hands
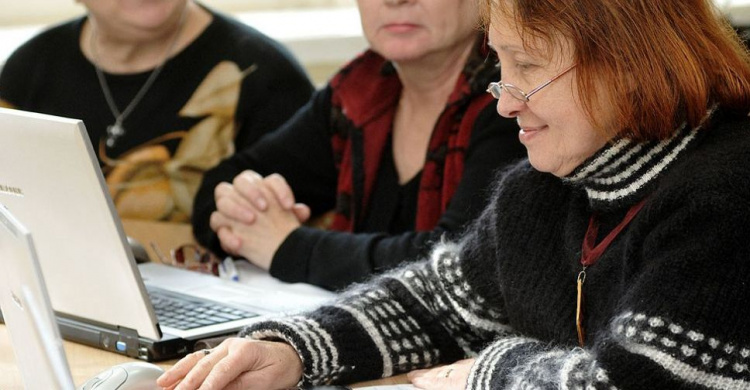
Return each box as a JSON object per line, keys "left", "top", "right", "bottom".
{"left": 210, "top": 170, "right": 310, "bottom": 270}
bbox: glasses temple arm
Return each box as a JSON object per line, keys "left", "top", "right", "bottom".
{"left": 526, "top": 63, "right": 578, "bottom": 98}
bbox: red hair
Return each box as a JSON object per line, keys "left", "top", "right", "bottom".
{"left": 482, "top": 0, "right": 750, "bottom": 140}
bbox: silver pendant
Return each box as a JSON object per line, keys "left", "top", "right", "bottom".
{"left": 106, "top": 122, "right": 125, "bottom": 148}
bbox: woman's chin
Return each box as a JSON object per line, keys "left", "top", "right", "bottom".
{"left": 528, "top": 158, "right": 573, "bottom": 178}
{"left": 371, "top": 40, "right": 436, "bottom": 63}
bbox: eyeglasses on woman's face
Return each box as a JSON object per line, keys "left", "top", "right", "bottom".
{"left": 486, "top": 63, "right": 577, "bottom": 102}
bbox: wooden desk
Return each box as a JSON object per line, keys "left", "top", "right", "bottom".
{"left": 0, "top": 325, "right": 174, "bottom": 389}
{"left": 0, "top": 220, "right": 408, "bottom": 388}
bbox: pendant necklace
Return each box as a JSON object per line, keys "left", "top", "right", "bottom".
{"left": 575, "top": 198, "right": 647, "bottom": 347}
{"left": 90, "top": 10, "right": 187, "bottom": 148}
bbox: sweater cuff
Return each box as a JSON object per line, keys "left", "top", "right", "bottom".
{"left": 269, "top": 226, "right": 324, "bottom": 283}
{"left": 467, "top": 337, "right": 539, "bottom": 389}
{"left": 240, "top": 318, "right": 350, "bottom": 386}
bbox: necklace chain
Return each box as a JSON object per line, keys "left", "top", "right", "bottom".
{"left": 90, "top": 9, "right": 187, "bottom": 148}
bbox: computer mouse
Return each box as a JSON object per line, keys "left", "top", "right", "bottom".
{"left": 78, "top": 361, "right": 164, "bottom": 390}
{"left": 127, "top": 236, "right": 150, "bottom": 264}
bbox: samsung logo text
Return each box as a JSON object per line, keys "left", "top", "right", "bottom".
{"left": 0, "top": 184, "right": 24, "bottom": 197}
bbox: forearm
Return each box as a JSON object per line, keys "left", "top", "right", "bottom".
{"left": 269, "top": 226, "right": 440, "bottom": 291}
{"left": 249, "top": 240, "right": 513, "bottom": 385}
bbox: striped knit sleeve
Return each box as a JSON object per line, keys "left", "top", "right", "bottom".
{"left": 467, "top": 311, "right": 750, "bottom": 389}
{"left": 238, "top": 239, "right": 513, "bottom": 386}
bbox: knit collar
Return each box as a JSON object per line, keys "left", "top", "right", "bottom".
{"left": 563, "top": 110, "right": 714, "bottom": 211}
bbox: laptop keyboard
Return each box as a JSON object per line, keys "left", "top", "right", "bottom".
{"left": 148, "top": 288, "right": 258, "bottom": 330}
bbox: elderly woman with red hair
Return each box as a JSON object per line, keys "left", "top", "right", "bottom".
{"left": 160, "top": 0, "right": 750, "bottom": 388}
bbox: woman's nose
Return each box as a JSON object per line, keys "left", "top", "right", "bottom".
{"left": 496, "top": 91, "right": 525, "bottom": 118}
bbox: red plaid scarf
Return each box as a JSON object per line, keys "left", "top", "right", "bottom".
{"left": 328, "top": 44, "right": 496, "bottom": 232}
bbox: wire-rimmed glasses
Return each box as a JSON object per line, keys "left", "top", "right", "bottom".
{"left": 487, "top": 63, "right": 577, "bottom": 102}
{"left": 150, "top": 241, "right": 220, "bottom": 276}
{"left": 170, "top": 244, "right": 220, "bottom": 276}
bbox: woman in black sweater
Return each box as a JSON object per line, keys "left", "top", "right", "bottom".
{"left": 0, "top": 1, "right": 313, "bottom": 222}
{"left": 158, "top": 0, "right": 750, "bottom": 389}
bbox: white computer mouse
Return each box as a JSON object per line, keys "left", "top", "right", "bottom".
{"left": 78, "top": 361, "right": 164, "bottom": 390}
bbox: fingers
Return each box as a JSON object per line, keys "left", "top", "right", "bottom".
{"left": 159, "top": 339, "right": 304, "bottom": 390}
{"left": 292, "top": 203, "right": 311, "bottom": 223}
{"left": 263, "top": 173, "right": 296, "bottom": 210}
{"left": 209, "top": 207, "right": 232, "bottom": 233}
{"left": 233, "top": 170, "right": 269, "bottom": 211}
{"left": 191, "top": 350, "right": 250, "bottom": 390}
{"left": 216, "top": 226, "right": 242, "bottom": 255}
{"left": 182, "top": 341, "right": 299, "bottom": 390}
{"left": 209, "top": 211, "right": 242, "bottom": 254}
{"left": 215, "top": 172, "right": 298, "bottom": 226}
{"left": 169, "top": 343, "right": 253, "bottom": 390}
{"left": 410, "top": 359, "right": 476, "bottom": 390}
{"left": 407, "top": 367, "right": 429, "bottom": 383}
{"left": 250, "top": 176, "right": 279, "bottom": 212}
{"left": 173, "top": 348, "right": 225, "bottom": 390}
{"left": 408, "top": 367, "right": 442, "bottom": 390}
{"left": 214, "top": 182, "right": 257, "bottom": 225}
{"left": 408, "top": 364, "right": 463, "bottom": 390}
{"left": 157, "top": 348, "right": 218, "bottom": 389}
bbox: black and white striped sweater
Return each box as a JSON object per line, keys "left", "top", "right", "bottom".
{"left": 243, "top": 110, "right": 750, "bottom": 389}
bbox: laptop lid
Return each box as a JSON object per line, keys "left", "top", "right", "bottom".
{"left": 0, "top": 108, "right": 336, "bottom": 361}
{"left": 0, "top": 108, "right": 160, "bottom": 341}
{"left": 0, "top": 204, "right": 76, "bottom": 390}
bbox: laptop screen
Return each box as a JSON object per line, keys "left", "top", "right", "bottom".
{"left": 0, "top": 204, "right": 75, "bottom": 390}
{"left": 0, "top": 108, "right": 160, "bottom": 340}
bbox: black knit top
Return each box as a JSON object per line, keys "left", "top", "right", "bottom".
{"left": 0, "top": 6, "right": 313, "bottom": 222}
{"left": 242, "top": 110, "right": 750, "bottom": 389}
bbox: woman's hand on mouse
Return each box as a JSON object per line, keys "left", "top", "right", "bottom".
{"left": 157, "top": 337, "right": 303, "bottom": 390}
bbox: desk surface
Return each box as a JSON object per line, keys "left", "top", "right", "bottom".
{"left": 0, "top": 325, "right": 406, "bottom": 388}
{"left": 0, "top": 324, "right": 173, "bottom": 388}
{"left": 0, "top": 219, "right": 407, "bottom": 389}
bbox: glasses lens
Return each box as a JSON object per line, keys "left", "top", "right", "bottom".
{"left": 503, "top": 84, "right": 528, "bottom": 102}
{"left": 199, "top": 252, "right": 213, "bottom": 264}
{"left": 172, "top": 247, "right": 186, "bottom": 264}
{"left": 486, "top": 82, "right": 528, "bottom": 101}
{"left": 172, "top": 245, "right": 202, "bottom": 264}
{"left": 170, "top": 244, "right": 219, "bottom": 276}
{"left": 486, "top": 83, "right": 502, "bottom": 99}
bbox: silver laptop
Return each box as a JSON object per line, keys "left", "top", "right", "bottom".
{"left": 0, "top": 204, "right": 75, "bottom": 389}
{"left": 0, "top": 107, "right": 335, "bottom": 361}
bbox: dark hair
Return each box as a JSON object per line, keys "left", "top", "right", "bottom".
{"left": 482, "top": 0, "right": 750, "bottom": 141}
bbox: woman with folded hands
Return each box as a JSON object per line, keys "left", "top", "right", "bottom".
{"left": 191, "top": 0, "right": 525, "bottom": 291}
